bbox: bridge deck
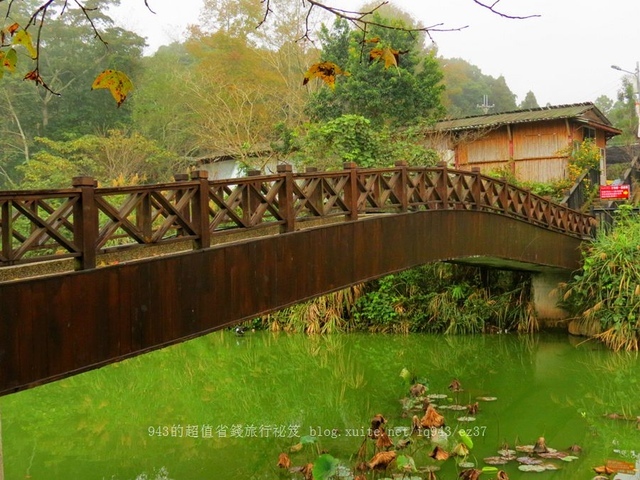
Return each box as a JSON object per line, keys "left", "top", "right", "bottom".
{"left": 0, "top": 164, "right": 592, "bottom": 395}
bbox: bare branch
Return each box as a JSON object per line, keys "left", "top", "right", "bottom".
{"left": 256, "top": 0, "right": 272, "bottom": 30}
{"left": 72, "top": 0, "right": 108, "bottom": 45}
{"left": 472, "top": 0, "right": 540, "bottom": 20}
{"left": 143, "top": 0, "right": 156, "bottom": 15}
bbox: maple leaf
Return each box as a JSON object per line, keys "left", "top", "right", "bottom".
{"left": 303, "top": 61, "right": 347, "bottom": 90}
{"left": 91, "top": 69, "right": 134, "bottom": 107}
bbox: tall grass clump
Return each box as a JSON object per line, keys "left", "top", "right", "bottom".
{"left": 261, "top": 285, "right": 365, "bottom": 334}
{"left": 561, "top": 205, "right": 640, "bottom": 351}
{"left": 252, "top": 264, "right": 534, "bottom": 335}
{"left": 353, "top": 264, "right": 534, "bottom": 334}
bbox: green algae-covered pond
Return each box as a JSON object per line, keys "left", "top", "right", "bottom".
{"left": 1, "top": 332, "right": 639, "bottom": 479}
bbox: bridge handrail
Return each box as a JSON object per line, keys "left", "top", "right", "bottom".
{"left": 0, "top": 162, "right": 594, "bottom": 271}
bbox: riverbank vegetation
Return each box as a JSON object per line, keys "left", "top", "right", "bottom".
{"left": 262, "top": 263, "right": 536, "bottom": 335}
{"left": 561, "top": 206, "right": 640, "bottom": 351}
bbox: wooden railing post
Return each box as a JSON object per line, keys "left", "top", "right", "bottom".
{"left": 499, "top": 176, "right": 509, "bottom": 213}
{"left": 174, "top": 173, "right": 190, "bottom": 238}
{"left": 395, "top": 161, "right": 408, "bottom": 212}
{"left": 136, "top": 192, "right": 152, "bottom": 243}
{"left": 436, "top": 161, "right": 449, "bottom": 209}
{"left": 304, "top": 167, "right": 323, "bottom": 216}
{"left": 190, "top": 170, "right": 210, "bottom": 249}
{"left": 72, "top": 176, "right": 98, "bottom": 270}
{"left": 243, "top": 170, "right": 261, "bottom": 226}
{"left": 1, "top": 200, "right": 10, "bottom": 264}
{"left": 343, "top": 162, "right": 359, "bottom": 221}
{"left": 471, "top": 167, "right": 482, "bottom": 209}
{"left": 277, "top": 164, "right": 295, "bottom": 233}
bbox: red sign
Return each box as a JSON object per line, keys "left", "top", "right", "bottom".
{"left": 600, "top": 184, "right": 630, "bottom": 200}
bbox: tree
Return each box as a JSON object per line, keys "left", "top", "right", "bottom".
{"left": 306, "top": 13, "right": 445, "bottom": 127}
{"left": 607, "top": 77, "right": 639, "bottom": 146}
{"left": 594, "top": 94, "right": 613, "bottom": 117}
{"left": 519, "top": 90, "right": 539, "bottom": 110}
{"left": 1, "top": 1, "right": 538, "bottom": 100}
{"left": 440, "top": 58, "right": 517, "bottom": 117}
{"left": 296, "top": 114, "right": 438, "bottom": 170}
{"left": 0, "top": 0, "right": 144, "bottom": 187}
{"left": 132, "top": 43, "right": 199, "bottom": 157}
{"left": 18, "top": 130, "right": 182, "bottom": 189}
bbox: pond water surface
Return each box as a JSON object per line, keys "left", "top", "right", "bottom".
{"left": 1, "top": 332, "right": 639, "bottom": 479}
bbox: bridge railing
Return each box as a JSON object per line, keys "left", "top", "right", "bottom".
{"left": 0, "top": 162, "right": 595, "bottom": 271}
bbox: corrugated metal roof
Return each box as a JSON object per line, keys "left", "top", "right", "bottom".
{"left": 432, "top": 102, "right": 617, "bottom": 132}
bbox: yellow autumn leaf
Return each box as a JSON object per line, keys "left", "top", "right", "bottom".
{"left": 370, "top": 47, "right": 399, "bottom": 69}
{"left": 12, "top": 29, "right": 37, "bottom": 59}
{"left": 91, "top": 69, "right": 134, "bottom": 107}
{"left": 303, "top": 61, "right": 348, "bottom": 90}
{"left": 2, "top": 48, "right": 18, "bottom": 72}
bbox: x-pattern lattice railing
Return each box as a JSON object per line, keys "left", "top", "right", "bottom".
{"left": 0, "top": 162, "right": 594, "bottom": 270}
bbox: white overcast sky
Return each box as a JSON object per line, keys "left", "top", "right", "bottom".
{"left": 113, "top": 0, "right": 640, "bottom": 109}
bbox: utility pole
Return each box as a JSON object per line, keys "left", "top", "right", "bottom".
{"left": 477, "top": 95, "right": 495, "bottom": 115}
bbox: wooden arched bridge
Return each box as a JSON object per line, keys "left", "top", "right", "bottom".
{"left": 0, "top": 162, "right": 594, "bottom": 395}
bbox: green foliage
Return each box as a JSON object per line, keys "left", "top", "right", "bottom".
{"left": 18, "top": 130, "right": 182, "bottom": 189}
{"left": 267, "top": 263, "right": 534, "bottom": 335}
{"left": 519, "top": 90, "right": 540, "bottom": 110}
{"left": 297, "top": 114, "right": 439, "bottom": 170}
{"left": 312, "top": 454, "right": 340, "bottom": 480}
{"left": 485, "top": 139, "right": 602, "bottom": 202}
{"left": 567, "top": 138, "right": 601, "bottom": 173}
{"left": 561, "top": 208, "right": 640, "bottom": 351}
{"left": 299, "top": 115, "right": 382, "bottom": 169}
{"left": 440, "top": 58, "right": 517, "bottom": 116}
{"left": 353, "top": 275, "right": 402, "bottom": 329}
{"left": 606, "top": 78, "right": 639, "bottom": 146}
{"left": 306, "top": 15, "right": 445, "bottom": 127}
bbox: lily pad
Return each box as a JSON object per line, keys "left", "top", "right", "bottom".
{"left": 518, "top": 464, "right": 546, "bottom": 472}
{"left": 449, "top": 404, "right": 468, "bottom": 411}
{"left": 428, "top": 393, "right": 448, "bottom": 399}
{"left": 517, "top": 457, "right": 543, "bottom": 465}
{"left": 538, "top": 451, "right": 567, "bottom": 459}
{"left": 418, "top": 465, "right": 441, "bottom": 473}
{"left": 559, "top": 455, "right": 580, "bottom": 462}
{"left": 497, "top": 449, "right": 516, "bottom": 457}
{"left": 457, "top": 416, "right": 476, "bottom": 422}
{"left": 458, "top": 461, "right": 475, "bottom": 468}
{"left": 515, "top": 445, "right": 535, "bottom": 453}
{"left": 484, "top": 456, "right": 509, "bottom": 465}
{"left": 476, "top": 396, "right": 498, "bottom": 401}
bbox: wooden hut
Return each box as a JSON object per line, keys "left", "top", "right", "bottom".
{"left": 427, "top": 102, "right": 621, "bottom": 183}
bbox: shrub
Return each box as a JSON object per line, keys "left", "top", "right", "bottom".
{"left": 561, "top": 206, "right": 640, "bottom": 350}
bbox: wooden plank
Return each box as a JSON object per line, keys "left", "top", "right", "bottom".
{"left": 0, "top": 210, "right": 586, "bottom": 396}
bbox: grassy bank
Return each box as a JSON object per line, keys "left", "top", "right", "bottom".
{"left": 258, "top": 263, "right": 535, "bottom": 335}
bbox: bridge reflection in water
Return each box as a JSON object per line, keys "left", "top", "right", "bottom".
{"left": 0, "top": 162, "right": 594, "bottom": 395}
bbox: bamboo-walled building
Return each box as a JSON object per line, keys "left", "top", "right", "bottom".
{"left": 427, "top": 103, "right": 621, "bottom": 183}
